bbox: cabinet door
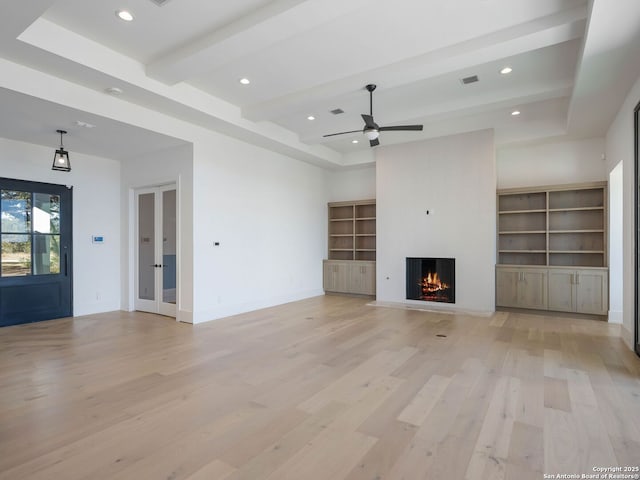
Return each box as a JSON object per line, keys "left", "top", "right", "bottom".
{"left": 518, "top": 269, "right": 548, "bottom": 310}
{"left": 575, "top": 269, "right": 608, "bottom": 315}
{"left": 323, "top": 262, "right": 349, "bottom": 293}
{"left": 547, "top": 269, "right": 575, "bottom": 312}
{"left": 496, "top": 269, "right": 520, "bottom": 307}
{"left": 350, "top": 263, "right": 376, "bottom": 295}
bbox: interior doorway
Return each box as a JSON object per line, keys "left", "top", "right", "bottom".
{"left": 135, "top": 184, "right": 177, "bottom": 317}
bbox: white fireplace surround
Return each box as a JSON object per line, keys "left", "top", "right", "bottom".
{"left": 375, "top": 129, "right": 497, "bottom": 314}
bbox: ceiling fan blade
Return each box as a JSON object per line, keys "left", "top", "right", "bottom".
{"left": 323, "top": 129, "right": 363, "bottom": 138}
{"left": 379, "top": 125, "right": 424, "bottom": 132}
{"left": 361, "top": 114, "right": 378, "bottom": 129}
{"left": 369, "top": 138, "right": 380, "bottom": 147}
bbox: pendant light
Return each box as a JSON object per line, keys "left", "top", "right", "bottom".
{"left": 52, "top": 129, "right": 71, "bottom": 172}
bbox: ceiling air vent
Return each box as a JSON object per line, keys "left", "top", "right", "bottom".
{"left": 148, "top": 0, "right": 173, "bottom": 6}
{"left": 460, "top": 75, "right": 479, "bottom": 85}
{"left": 330, "top": 108, "right": 344, "bottom": 115}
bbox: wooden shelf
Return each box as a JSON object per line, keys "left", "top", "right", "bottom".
{"left": 549, "top": 207, "right": 604, "bottom": 212}
{"left": 498, "top": 209, "right": 546, "bottom": 214}
{"left": 499, "top": 250, "right": 546, "bottom": 253}
{"left": 550, "top": 229, "right": 604, "bottom": 233}
{"left": 328, "top": 200, "right": 376, "bottom": 261}
{"left": 549, "top": 250, "right": 605, "bottom": 254}
{"left": 497, "top": 182, "right": 607, "bottom": 268}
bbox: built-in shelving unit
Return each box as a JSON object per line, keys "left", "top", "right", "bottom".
{"left": 497, "top": 183, "right": 607, "bottom": 267}
{"left": 325, "top": 200, "right": 376, "bottom": 296}
{"left": 496, "top": 182, "right": 608, "bottom": 315}
{"left": 328, "top": 200, "right": 376, "bottom": 261}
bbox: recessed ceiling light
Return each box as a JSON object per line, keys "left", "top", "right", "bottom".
{"left": 75, "top": 120, "right": 96, "bottom": 129}
{"left": 352, "top": 140, "right": 359, "bottom": 144}
{"left": 307, "top": 116, "right": 315, "bottom": 121}
{"left": 104, "top": 87, "right": 123, "bottom": 96}
{"left": 239, "top": 78, "right": 251, "bottom": 85}
{"left": 116, "top": 10, "right": 134, "bottom": 22}
{"left": 511, "top": 110, "right": 521, "bottom": 116}
{"left": 500, "top": 67, "right": 513, "bottom": 75}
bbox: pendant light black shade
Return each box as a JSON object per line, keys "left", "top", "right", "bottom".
{"left": 52, "top": 129, "right": 71, "bottom": 172}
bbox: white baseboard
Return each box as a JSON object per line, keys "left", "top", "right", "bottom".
{"left": 607, "top": 309, "right": 623, "bottom": 324}
{"left": 191, "top": 289, "right": 324, "bottom": 325}
{"left": 178, "top": 309, "right": 193, "bottom": 324}
{"left": 621, "top": 324, "right": 634, "bottom": 351}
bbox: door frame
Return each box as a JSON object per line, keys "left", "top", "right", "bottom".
{"left": 634, "top": 99, "right": 639, "bottom": 356}
{"left": 0, "top": 177, "right": 73, "bottom": 326}
{"left": 128, "top": 181, "right": 180, "bottom": 320}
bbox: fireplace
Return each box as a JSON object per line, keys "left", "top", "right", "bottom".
{"left": 406, "top": 257, "right": 455, "bottom": 303}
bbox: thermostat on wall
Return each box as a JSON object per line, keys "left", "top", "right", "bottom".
{"left": 92, "top": 235, "right": 105, "bottom": 244}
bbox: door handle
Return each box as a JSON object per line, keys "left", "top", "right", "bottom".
{"left": 64, "top": 253, "right": 68, "bottom": 276}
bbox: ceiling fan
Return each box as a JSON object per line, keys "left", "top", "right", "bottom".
{"left": 323, "top": 84, "right": 423, "bottom": 147}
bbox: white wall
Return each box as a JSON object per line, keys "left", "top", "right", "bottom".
{"left": 121, "top": 144, "right": 194, "bottom": 323}
{"left": 0, "top": 137, "right": 121, "bottom": 316}
{"left": 608, "top": 161, "right": 624, "bottom": 324}
{"left": 497, "top": 138, "right": 607, "bottom": 189}
{"left": 605, "top": 73, "right": 640, "bottom": 350}
{"left": 191, "top": 134, "right": 326, "bottom": 324}
{"left": 325, "top": 165, "right": 376, "bottom": 202}
{"left": 376, "top": 130, "right": 496, "bottom": 313}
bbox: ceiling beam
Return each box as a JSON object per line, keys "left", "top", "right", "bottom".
{"left": 242, "top": 5, "right": 587, "bottom": 122}
{"left": 567, "top": 0, "right": 640, "bottom": 137}
{"left": 146, "top": 0, "right": 370, "bottom": 85}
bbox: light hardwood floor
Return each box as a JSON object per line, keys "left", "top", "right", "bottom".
{"left": 0, "top": 295, "right": 639, "bottom": 479}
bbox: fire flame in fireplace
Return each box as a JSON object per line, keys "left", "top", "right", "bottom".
{"left": 420, "top": 271, "right": 449, "bottom": 294}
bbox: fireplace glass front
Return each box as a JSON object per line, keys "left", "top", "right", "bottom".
{"left": 406, "top": 257, "right": 455, "bottom": 303}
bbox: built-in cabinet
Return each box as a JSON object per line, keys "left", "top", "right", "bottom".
{"left": 323, "top": 260, "right": 376, "bottom": 295}
{"left": 324, "top": 199, "right": 376, "bottom": 295}
{"left": 547, "top": 268, "right": 608, "bottom": 315}
{"left": 496, "top": 182, "right": 609, "bottom": 315}
{"left": 496, "top": 267, "right": 547, "bottom": 310}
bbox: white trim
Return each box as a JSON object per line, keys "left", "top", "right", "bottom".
{"left": 607, "top": 309, "right": 623, "bottom": 324}
{"left": 621, "top": 324, "right": 634, "bottom": 351}
{"left": 131, "top": 181, "right": 179, "bottom": 318}
{"left": 192, "top": 289, "right": 324, "bottom": 324}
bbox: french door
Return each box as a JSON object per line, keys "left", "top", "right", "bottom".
{"left": 135, "top": 185, "right": 176, "bottom": 317}
{"left": 0, "top": 178, "right": 72, "bottom": 326}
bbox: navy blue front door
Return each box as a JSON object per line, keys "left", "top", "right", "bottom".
{"left": 0, "top": 178, "right": 72, "bottom": 326}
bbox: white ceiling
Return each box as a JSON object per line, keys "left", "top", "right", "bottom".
{"left": 0, "top": 0, "right": 639, "bottom": 165}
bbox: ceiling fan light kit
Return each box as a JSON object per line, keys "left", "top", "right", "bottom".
{"left": 323, "top": 84, "right": 423, "bottom": 147}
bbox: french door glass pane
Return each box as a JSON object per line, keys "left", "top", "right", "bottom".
{"left": 1, "top": 234, "right": 31, "bottom": 276}
{"left": 138, "top": 193, "right": 155, "bottom": 301}
{"left": 33, "top": 193, "right": 60, "bottom": 234}
{"left": 33, "top": 234, "right": 60, "bottom": 275}
{"left": 1, "top": 190, "right": 31, "bottom": 233}
{"left": 162, "top": 190, "right": 177, "bottom": 304}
